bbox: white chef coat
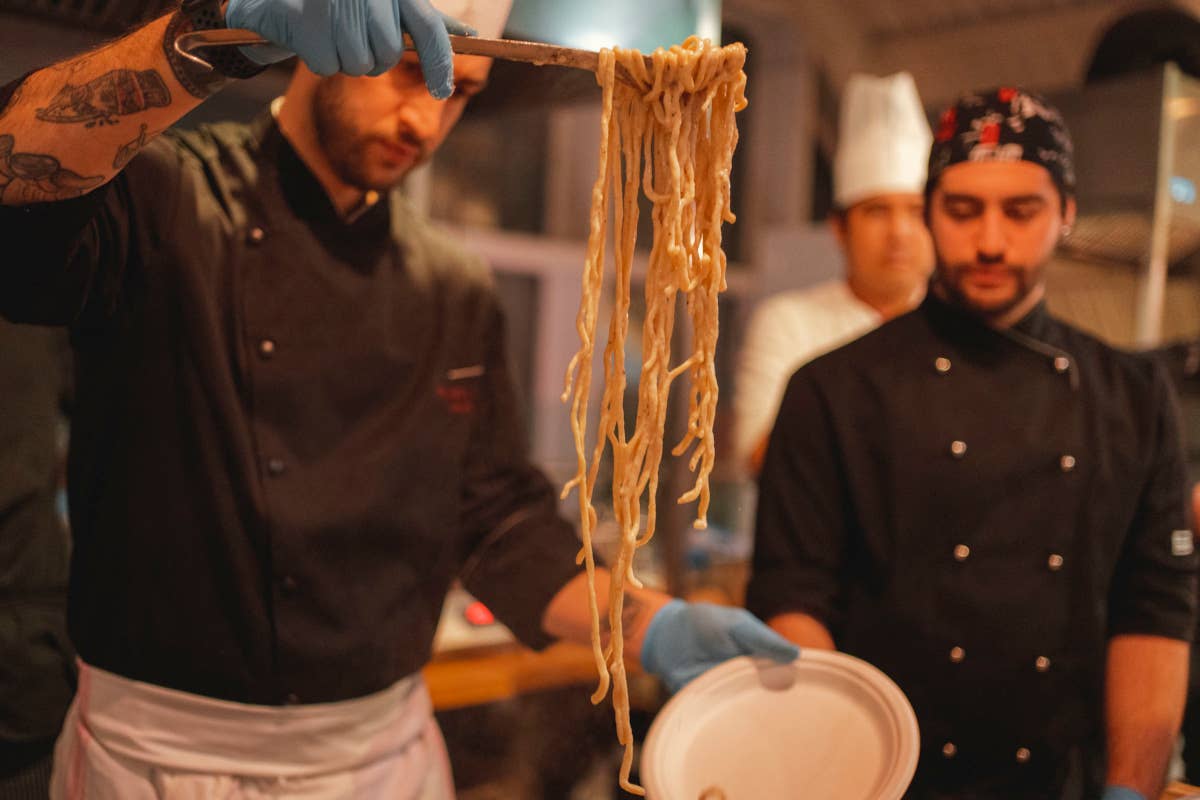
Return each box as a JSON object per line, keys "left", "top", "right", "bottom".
{"left": 734, "top": 280, "right": 881, "bottom": 469}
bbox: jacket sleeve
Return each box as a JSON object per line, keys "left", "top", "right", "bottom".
{"left": 1108, "top": 362, "right": 1198, "bottom": 641}
{"left": 733, "top": 298, "right": 802, "bottom": 469}
{"left": 745, "top": 366, "right": 852, "bottom": 634}
{"left": 457, "top": 300, "right": 583, "bottom": 650}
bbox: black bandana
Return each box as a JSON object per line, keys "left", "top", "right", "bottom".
{"left": 927, "top": 87, "right": 1075, "bottom": 195}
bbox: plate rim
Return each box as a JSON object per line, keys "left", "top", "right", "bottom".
{"left": 641, "top": 650, "right": 920, "bottom": 800}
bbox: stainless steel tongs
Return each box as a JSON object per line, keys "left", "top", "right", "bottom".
{"left": 173, "top": 29, "right": 652, "bottom": 84}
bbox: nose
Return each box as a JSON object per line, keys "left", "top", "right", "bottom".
{"left": 977, "top": 207, "right": 1005, "bottom": 263}
{"left": 396, "top": 89, "right": 445, "bottom": 146}
{"left": 889, "top": 206, "right": 916, "bottom": 240}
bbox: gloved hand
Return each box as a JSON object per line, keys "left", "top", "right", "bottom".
{"left": 225, "top": 0, "right": 475, "bottom": 94}
{"left": 1100, "top": 787, "right": 1144, "bottom": 800}
{"left": 640, "top": 599, "right": 800, "bottom": 693}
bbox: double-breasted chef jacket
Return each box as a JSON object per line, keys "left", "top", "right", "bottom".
{"left": 747, "top": 293, "right": 1198, "bottom": 798}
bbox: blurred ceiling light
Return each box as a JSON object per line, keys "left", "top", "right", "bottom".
{"left": 506, "top": 0, "right": 722, "bottom": 52}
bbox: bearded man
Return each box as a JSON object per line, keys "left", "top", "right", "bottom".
{"left": 747, "top": 87, "right": 1197, "bottom": 800}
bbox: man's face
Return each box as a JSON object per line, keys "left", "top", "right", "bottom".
{"left": 929, "top": 160, "right": 1075, "bottom": 319}
{"left": 834, "top": 192, "right": 934, "bottom": 299}
{"left": 311, "top": 52, "right": 491, "bottom": 193}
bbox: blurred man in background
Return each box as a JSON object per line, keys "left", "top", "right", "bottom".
{"left": 734, "top": 71, "right": 934, "bottom": 474}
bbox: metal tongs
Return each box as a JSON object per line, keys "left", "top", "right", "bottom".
{"left": 173, "top": 29, "right": 652, "bottom": 84}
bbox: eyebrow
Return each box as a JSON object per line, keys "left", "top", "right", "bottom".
{"left": 1002, "top": 195, "right": 1047, "bottom": 205}
{"left": 941, "top": 193, "right": 1045, "bottom": 205}
{"left": 456, "top": 78, "right": 489, "bottom": 97}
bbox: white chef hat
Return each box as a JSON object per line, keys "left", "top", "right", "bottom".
{"left": 432, "top": 0, "right": 512, "bottom": 40}
{"left": 833, "top": 72, "right": 932, "bottom": 210}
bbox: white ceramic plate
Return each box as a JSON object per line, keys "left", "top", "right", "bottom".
{"left": 641, "top": 651, "right": 919, "bottom": 800}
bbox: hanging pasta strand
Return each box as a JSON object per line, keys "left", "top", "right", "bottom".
{"left": 560, "top": 37, "right": 748, "bottom": 796}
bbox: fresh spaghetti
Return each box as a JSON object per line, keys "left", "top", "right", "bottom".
{"left": 560, "top": 37, "right": 748, "bottom": 795}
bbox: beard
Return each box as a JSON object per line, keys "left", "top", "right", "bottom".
{"left": 311, "top": 78, "right": 420, "bottom": 193}
{"left": 933, "top": 258, "right": 1046, "bottom": 320}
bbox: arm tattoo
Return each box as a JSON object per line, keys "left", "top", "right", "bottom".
{"left": 35, "top": 69, "right": 170, "bottom": 127}
{"left": 0, "top": 134, "right": 105, "bottom": 203}
{"left": 113, "top": 123, "right": 152, "bottom": 170}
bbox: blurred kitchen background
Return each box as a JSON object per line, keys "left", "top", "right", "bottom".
{"left": 4, "top": 0, "right": 1200, "bottom": 796}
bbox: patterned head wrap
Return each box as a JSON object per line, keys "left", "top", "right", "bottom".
{"left": 927, "top": 87, "right": 1075, "bottom": 196}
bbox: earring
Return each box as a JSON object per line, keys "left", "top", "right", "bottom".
{"left": 1060, "top": 225, "right": 1072, "bottom": 239}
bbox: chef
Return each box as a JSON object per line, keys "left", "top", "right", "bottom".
{"left": 746, "top": 87, "right": 1197, "bottom": 800}
{"left": 0, "top": 0, "right": 797, "bottom": 796}
{"left": 733, "top": 72, "right": 933, "bottom": 474}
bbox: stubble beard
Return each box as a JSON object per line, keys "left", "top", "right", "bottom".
{"left": 933, "top": 258, "right": 1046, "bottom": 321}
{"left": 311, "top": 78, "right": 403, "bottom": 194}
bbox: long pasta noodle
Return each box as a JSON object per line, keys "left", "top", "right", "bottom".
{"left": 560, "top": 36, "right": 748, "bottom": 795}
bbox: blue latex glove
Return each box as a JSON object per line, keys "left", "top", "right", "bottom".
{"left": 225, "top": 0, "right": 476, "bottom": 94}
{"left": 1100, "top": 788, "right": 1144, "bottom": 800}
{"left": 640, "top": 600, "right": 800, "bottom": 693}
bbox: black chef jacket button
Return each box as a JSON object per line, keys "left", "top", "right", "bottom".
{"left": 1035, "top": 656, "right": 1051, "bottom": 672}
{"left": 247, "top": 226, "right": 266, "bottom": 245}
{"left": 1048, "top": 553, "right": 1064, "bottom": 571}
{"left": 953, "top": 544, "right": 970, "bottom": 562}
{"left": 935, "top": 357, "right": 952, "bottom": 375}
{"left": 258, "top": 339, "right": 276, "bottom": 359}
{"left": 950, "top": 440, "right": 967, "bottom": 458}
{"left": 280, "top": 575, "right": 298, "bottom": 594}
{"left": 949, "top": 646, "right": 965, "bottom": 663}
{"left": 284, "top": 692, "right": 300, "bottom": 705}
{"left": 941, "top": 742, "right": 957, "bottom": 758}
{"left": 1053, "top": 356, "right": 1070, "bottom": 373}
{"left": 267, "top": 458, "right": 286, "bottom": 476}
{"left": 1059, "top": 454, "right": 1076, "bottom": 472}
{"left": 1015, "top": 747, "right": 1031, "bottom": 764}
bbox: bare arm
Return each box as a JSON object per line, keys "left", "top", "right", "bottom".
{"left": 768, "top": 611, "right": 835, "bottom": 650}
{"left": 1105, "top": 634, "right": 1189, "bottom": 797}
{"left": 0, "top": 12, "right": 224, "bottom": 205}
{"left": 540, "top": 570, "right": 672, "bottom": 668}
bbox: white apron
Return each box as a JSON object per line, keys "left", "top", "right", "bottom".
{"left": 50, "top": 660, "right": 454, "bottom": 800}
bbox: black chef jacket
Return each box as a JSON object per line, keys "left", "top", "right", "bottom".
{"left": 747, "top": 293, "right": 1198, "bottom": 799}
{"left": 0, "top": 108, "right": 583, "bottom": 706}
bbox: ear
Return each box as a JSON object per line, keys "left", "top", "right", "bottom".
{"left": 828, "top": 212, "right": 848, "bottom": 249}
{"left": 1062, "top": 194, "right": 1077, "bottom": 230}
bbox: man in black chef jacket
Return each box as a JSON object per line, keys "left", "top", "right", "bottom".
{"left": 747, "top": 87, "right": 1198, "bottom": 800}
{"left": 0, "top": 0, "right": 797, "bottom": 795}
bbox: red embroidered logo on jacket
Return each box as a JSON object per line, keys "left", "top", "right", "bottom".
{"left": 437, "top": 365, "right": 485, "bottom": 416}
{"left": 437, "top": 384, "right": 477, "bottom": 415}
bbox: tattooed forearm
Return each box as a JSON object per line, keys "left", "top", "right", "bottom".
{"left": 0, "top": 134, "right": 105, "bottom": 203}
{"left": 34, "top": 69, "right": 170, "bottom": 127}
{"left": 113, "top": 123, "right": 152, "bottom": 170}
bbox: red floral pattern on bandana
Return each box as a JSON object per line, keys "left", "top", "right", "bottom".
{"left": 936, "top": 108, "right": 957, "bottom": 143}
{"left": 926, "top": 86, "right": 1075, "bottom": 193}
